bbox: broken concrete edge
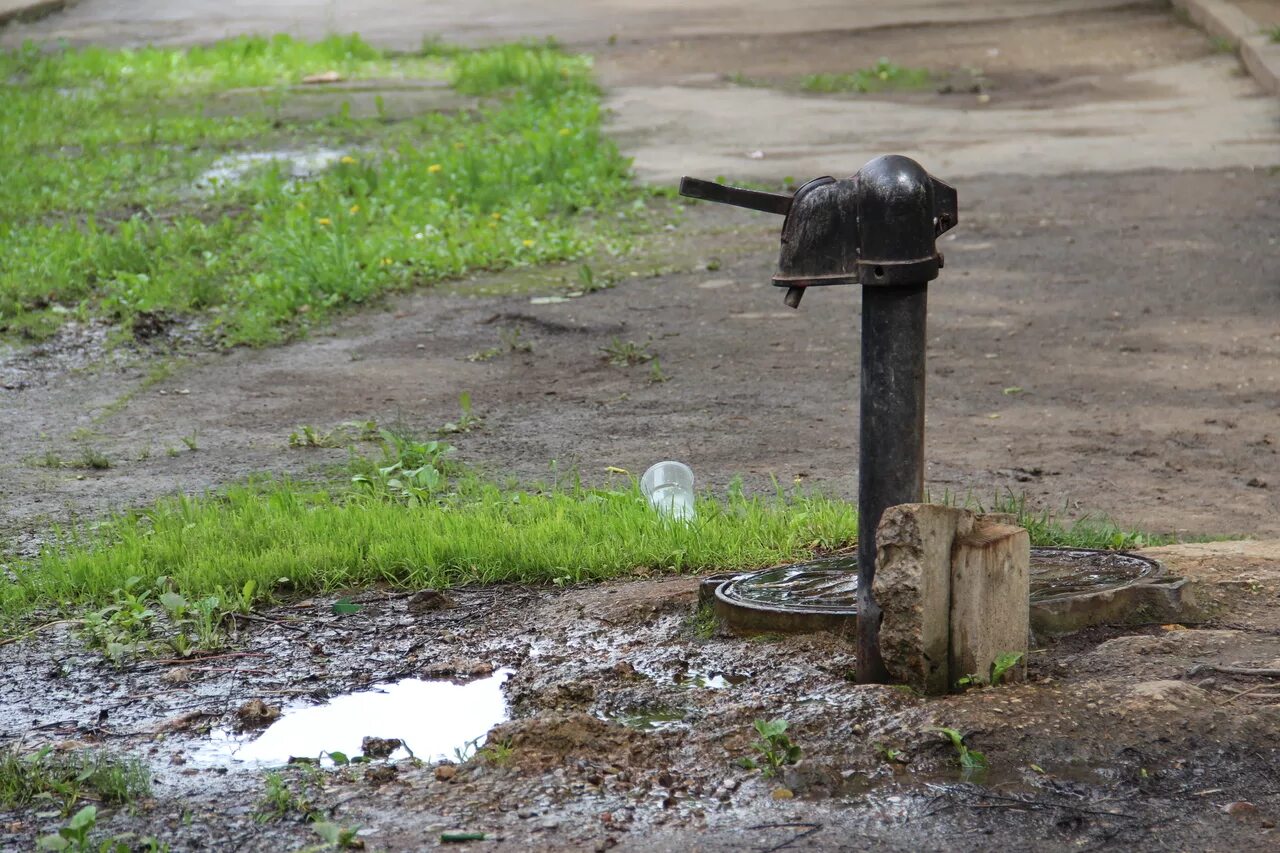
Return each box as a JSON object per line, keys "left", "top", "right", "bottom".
{"left": 1031, "top": 576, "right": 1203, "bottom": 637}
{"left": 0, "top": 0, "right": 69, "bottom": 27}
{"left": 873, "top": 504, "right": 1030, "bottom": 696}
{"left": 874, "top": 504, "right": 972, "bottom": 695}
{"left": 1171, "top": 0, "right": 1280, "bottom": 96}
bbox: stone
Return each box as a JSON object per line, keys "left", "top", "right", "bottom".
{"left": 874, "top": 504, "right": 975, "bottom": 695}
{"left": 360, "top": 736, "right": 402, "bottom": 758}
{"left": 407, "top": 589, "right": 455, "bottom": 614}
{"left": 949, "top": 521, "right": 1030, "bottom": 687}
{"left": 235, "top": 699, "right": 281, "bottom": 729}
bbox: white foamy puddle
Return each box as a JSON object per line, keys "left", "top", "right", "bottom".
{"left": 194, "top": 669, "right": 513, "bottom": 767}
{"left": 194, "top": 148, "right": 349, "bottom": 192}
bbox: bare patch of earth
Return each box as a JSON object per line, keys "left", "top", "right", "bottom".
{"left": 3, "top": 168, "right": 1278, "bottom": 547}
{"left": 596, "top": 4, "right": 1213, "bottom": 108}
{"left": 1, "top": 543, "right": 1278, "bottom": 850}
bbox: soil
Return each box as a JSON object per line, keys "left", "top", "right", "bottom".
{"left": 2, "top": 543, "right": 1280, "bottom": 851}
{"left": 2, "top": 1, "right": 1280, "bottom": 849}
{"left": 4, "top": 165, "right": 1278, "bottom": 546}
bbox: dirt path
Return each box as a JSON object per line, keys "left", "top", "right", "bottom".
{"left": 4, "top": 164, "right": 1278, "bottom": 545}
{"left": 3, "top": 3, "right": 1280, "bottom": 546}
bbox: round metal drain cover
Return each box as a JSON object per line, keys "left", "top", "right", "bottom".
{"left": 711, "top": 547, "right": 1164, "bottom": 635}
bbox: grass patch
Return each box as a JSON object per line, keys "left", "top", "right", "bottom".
{"left": 949, "top": 491, "right": 1169, "bottom": 550}
{"left": 1210, "top": 35, "right": 1237, "bottom": 54}
{"left": 1, "top": 433, "right": 1167, "bottom": 633}
{"left": 0, "top": 36, "right": 634, "bottom": 345}
{"left": 0, "top": 441, "right": 858, "bottom": 628}
{"left": 801, "top": 59, "right": 931, "bottom": 94}
{"left": 0, "top": 746, "right": 150, "bottom": 812}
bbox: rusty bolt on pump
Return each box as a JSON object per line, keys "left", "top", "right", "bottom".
{"left": 679, "top": 155, "right": 958, "bottom": 683}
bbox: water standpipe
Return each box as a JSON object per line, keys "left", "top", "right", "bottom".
{"left": 679, "top": 155, "right": 958, "bottom": 683}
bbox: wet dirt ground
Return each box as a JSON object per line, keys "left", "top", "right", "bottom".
{"left": 2, "top": 2, "right": 1280, "bottom": 849}
{"left": 2, "top": 542, "right": 1280, "bottom": 851}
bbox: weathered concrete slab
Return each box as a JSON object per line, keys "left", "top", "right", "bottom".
{"left": 0, "top": 0, "right": 1154, "bottom": 50}
{"left": 1173, "top": 0, "right": 1280, "bottom": 96}
{"left": 877, "top": 505, "right": 1030, "bottom": 693}
{"left": 0, "top": 0, "right": 66, "bottom": 26}
{"left": 874, "top": 504, "right": 974, "bottom": 695}
{"left": 949, "top": 521, "right": 1030, "bottom": 686}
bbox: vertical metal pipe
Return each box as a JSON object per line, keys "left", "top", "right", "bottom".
{"left": 856, "top": 282, "right": 928, "bottom": 684}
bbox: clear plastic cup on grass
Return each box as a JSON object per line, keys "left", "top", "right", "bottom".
{"left": 640, "top": 461, "right": 696, "bottom": 522}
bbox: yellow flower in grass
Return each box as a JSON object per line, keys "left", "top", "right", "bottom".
{"left": 453, "top": 142, "right": 466, "bottom": 150}
{"left": 316, "top": 217, "right": 332, "bottom": 226}
{"left": 558, "top": 127, "right": 572, "bottom": 137}
{"left": 427, "top": 163, "right": 443, "bottom": 174}
{"left": 349, "top": 204, "right": 360, "bottom": 215}
{"left": 340, "top": 155, "right": 357, "bottom": 165}
{"left": 380, "top": 257, "right": 394, "bottom": 266}
{"left": 522, "top": 239, "right": 535, "bottom": 248}
{"left": 491, "top": 212, "right": 502, "bottom": 221}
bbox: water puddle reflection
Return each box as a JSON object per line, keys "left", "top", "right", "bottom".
{"left": 194, "top": 669, "right": 512, "bottom": 767}
{"left": 195, "top": 148, "right": 349, "bottom": 192}
{"left": 606, "top": 709, "right": 687, "bottom": 731}
{"left": 674, "top": 668, "right": 749, "bottom": 690}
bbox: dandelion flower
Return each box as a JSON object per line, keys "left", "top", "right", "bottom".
{"left": 558, "top": 128, "right": 572, "bottom": 137}
{"left": 340, "top": 155, "right": 357, "bottom": 164}
{"left": 491, "top": 212, "right": 502, "bottom": 221}
{"left": 381, "top": 257, "right": 394, "bottom": 266}
{"left": 522, "top": 239, "right": 535, "bottom": 248}
{"left": 316, "top": 217, "right": 332, "bottom": 226}
{"left": 349, "top": 204, "right": 360, "bottom": 214}
{"left": 427, "top": 163, "right": 443, "bottom": 174}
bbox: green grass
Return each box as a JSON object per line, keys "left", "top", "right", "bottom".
{"left": 0, "top": 36, "right": 634, "bottom": 345}
{"left": 0, "top": 458, "right": 858, "bottom": 628}
{"left": 1270, "top": 26, "right": 1280, "bottom": 44}
{"left": 951, "top": 491, "right": 1169, "bottom": 550}
{"left": 801, "top": 59, "right": 931, "bottom": 94}
{"left": 1210, "top": 35, "right": 1237, "bottom": 54}
{"left": 0, "top": 432, "right": 1167, "bottom": 632}
{"left": 0, "top": 747, "right": 150, "bottom": 812}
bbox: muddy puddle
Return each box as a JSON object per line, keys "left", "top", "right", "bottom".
{"left": 2, "top": 570, "right": 1279, "bottom": 851}
{"left": 194, "top": 668, "right": 514, "bottom": 767}
{"left": 194, "top": 147, "right": 350, "bottom": 191}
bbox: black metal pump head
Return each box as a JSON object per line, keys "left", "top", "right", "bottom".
{"left": 678, "top": 154, "right": 958, "bottom": 307}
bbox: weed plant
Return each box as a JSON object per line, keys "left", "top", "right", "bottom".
{"left": 737, "top": 719, "right": 802, "bottom": 777}
{"left": 0, "top": 747, "right": 150, "bottom": 812}
{"left": 946, "top": 491, "right": 1168, "bottom": 550}
{"left": 801, "top": 59, "right": 931, "bottom": 93}
{"left": 0, "top": 36, "right": 632, "bottom": 343}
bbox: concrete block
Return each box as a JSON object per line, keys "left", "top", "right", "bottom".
{"left": 949, "top": 522, "right": 1030, "bottom": 686}
{"left": 873, "top": 504, "right": 974, "bottom": 695}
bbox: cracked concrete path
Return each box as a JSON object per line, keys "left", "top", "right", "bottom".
{"left": 2, "top": 0, "right": 1155, "bottom": 48}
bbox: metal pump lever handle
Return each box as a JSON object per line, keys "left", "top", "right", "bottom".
{"left": 678, "top": 177, "right": 792, "bottom": 216}
{"left": 678, "top": 177, "right": 807, "bottom": 305}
